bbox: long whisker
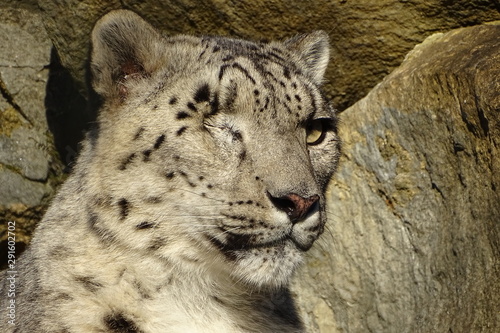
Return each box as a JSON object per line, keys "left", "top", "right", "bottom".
{"left": 172, "top": 187, "right": 227, "bottom": 203}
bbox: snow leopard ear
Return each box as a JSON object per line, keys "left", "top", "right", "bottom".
{"left": 90, "top": 10, "right": 164, "bottom": 102}
{"left": 284, "top": 31, "right": 330, "bottom": 85}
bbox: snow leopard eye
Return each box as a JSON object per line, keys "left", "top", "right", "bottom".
{"left": 306, "top": 119, "right": 327, "bottom": 145}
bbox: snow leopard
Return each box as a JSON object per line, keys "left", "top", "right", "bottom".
{"left": 0, "top": 9, "right": 340, "bottom": 333}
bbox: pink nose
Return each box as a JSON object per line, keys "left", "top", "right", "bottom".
{"left": 269, "top": 193, "right": 320, "bottom": 223}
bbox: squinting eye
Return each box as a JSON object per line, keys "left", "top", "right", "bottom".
{"left": 306, "top": 119, "right": 327, "bottom": 145}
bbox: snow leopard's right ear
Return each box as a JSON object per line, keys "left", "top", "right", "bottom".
{"left": 90, "top": 10, "right": 164, "bottom": 102}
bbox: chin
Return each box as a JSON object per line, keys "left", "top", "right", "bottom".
{"left": 230, "top": 240, "right": 304, "bottom": 289}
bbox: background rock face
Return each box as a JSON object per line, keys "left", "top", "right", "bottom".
{"left": 293, "top": 24, "right": 500, "bottom": 332}
{"left": 38, "top": 0, "right": 500, "bottom": 110}
{"left": 0, "top": 0, "right": 499, "bottom": 331}
{"left": 0, "top": 5, "right": 64, "bottom": 256}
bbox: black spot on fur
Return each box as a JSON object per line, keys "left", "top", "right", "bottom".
{"left": 219, "top": 64, "right": 230, "bottom": 81}
{"left": 206, "top": 235, "right": 238, "bottom": 261}
{"left": 295, "top": 94, "right": 301, "bottom": 102}
{"left": 179, "top": 171, "right": 197, "bottom": 187}
{"left": 75, "top": 276, "right": 103, "bottom": 292}
{"left": 136, "top": 221, "right": 155, "bottom": 230}
{"left": 176, "top": 111, "right": 190, "bottom": 119}
{"left": 88, "top": 212, "right": 98, "bottom": 227}
{"left": 264, "top": 96, "right": 270, "bottom": 109}
{"left": 213, "top": 45, "right": 221, "bottom": 52}
{"left": 239, "top": 149, "right": 247, "bottom": 161}
{"left": 119, "top": 153, "right": 136, "bottom": 170}
{"left": 133, "top": 280, "right": 152, "bottom": 300}
{"left": 169, "top": 97, "right": 178, "bottom": 105}
{"left": 232, "top": 63, "right": 256, "bottom": 84}
{"left": 176, "top": 126, "right": 187, "bottom": 136}
{"left": 187, "top": 102, "right": 197, "bottom": 112}
{"left": 254, "top": 89, "right": 260, "bottom": 96}
{"left": 221, "top": 229, "right": 253, "bottom": 251}
{"left": 104, "top": 313, "right": 141, "bottom": 333}
{"left": 165, "top": 171, "right": 175, "bottom": 179}
{"left": 142, "top": 149, "right": 152, "bottom": 161}
{"left": 198, "top": 44, "right": 208, "bottom": 60}
{"left": 231, "top": 130, "right": 242, "bottom": 142}
{"left": 148, "top": 237, "right": 167, "bottom": 251}
{"left": 153, "top": 134, "right": 165, "bottom": 149}
{"left": 219, "top": 63, "right": 256, "bottom": 84}
{"left": 268, "top": 51, "right": 286, "bottom": 62}
{"left": 118, "top": 198, "right": 129, "bottom": 220}
{"left": 194, "top": 83, "right": 211, "bottom": 103}
{"left": 209, "top": 92, "right": 220, "bottom": 116}
{"left": 133, "top": 127, "right": 145, "bottom": 140}
{"left": 224, "top": 82, "right": 238, "bottom": 110}
{"left": 283, "top": 67, "right": 291, "bottom": 79}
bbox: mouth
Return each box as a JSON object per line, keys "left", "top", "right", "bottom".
{"left": 246, "top": 235, "right": 311, "bottom": 252}
{"left": 209, "top": 232, "right": 314, "bottom": 257}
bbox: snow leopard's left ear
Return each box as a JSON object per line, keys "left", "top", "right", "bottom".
{"left": 90, "top": 10, "right": 164, "bottom": 102}
{"left": 284, "top": 31, "right": 330, "bottom": 85}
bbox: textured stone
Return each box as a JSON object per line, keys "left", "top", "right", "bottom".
{"left": 37, "top": 0, "right": 500, "bottom": 110}
{"left": 294, "top": 23, "right": 500, "bottom": 332}
{"left": 0, "top": 7, "right": 52, "bottom": 131}
{"left": 0, "top": 6, "right": 64, "bottom": 263}
{"left": 0, "top": 168, "right": 51, "bottom": 207}
{"left": 0, "top": 127, "right": 51, "bottom": 181}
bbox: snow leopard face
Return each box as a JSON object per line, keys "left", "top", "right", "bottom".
{"left": 87, "top": 10, "right": 340, "bottom": 288}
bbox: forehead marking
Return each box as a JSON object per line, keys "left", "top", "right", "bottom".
{"left": 219, "top": 62, "right": 256, "bottom": 85}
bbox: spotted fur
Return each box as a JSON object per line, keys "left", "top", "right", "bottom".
{"left": 0, "top": 10, "right": 340, "bottom": 333}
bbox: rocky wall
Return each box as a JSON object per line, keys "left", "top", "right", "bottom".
{"left": 293, "top": 23, "right": 500, "bottom": 332}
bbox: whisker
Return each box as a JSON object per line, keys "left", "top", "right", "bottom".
{"left": 173, "top": 187, "right": 227, "bottom": 203}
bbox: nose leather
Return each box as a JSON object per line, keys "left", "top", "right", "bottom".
{"left": 269, "top": 193, "right": 320, "bottom": 223}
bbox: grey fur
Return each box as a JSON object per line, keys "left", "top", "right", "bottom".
{"left": 0, "top": 10, "right": 340, "bottom": 332}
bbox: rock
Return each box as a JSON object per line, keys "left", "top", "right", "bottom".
{"left": 0, "top": 127, "right": 51, "bottom": 181}
{"left": 0, "top": 6, "right": 64, "bottom": 267}
{"left": 37, "top": 0, "right": 500, "bottom": 110}
{"left": 293, "top": 23, "right": 500, "bottom": 332}
{"left": 0, "top": 169, "right": 51, "bottom": 207}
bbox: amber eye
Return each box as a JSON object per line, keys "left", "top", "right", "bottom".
{"left": 306, "top": 119, "right": 327, "bottom": 145}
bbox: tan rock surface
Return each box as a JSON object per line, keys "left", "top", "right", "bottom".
{"left": 294, "top": 23, "right": 500, "bottom": 332}
{"left": 38, "top": 0, "right": 500, "bottom": 109}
